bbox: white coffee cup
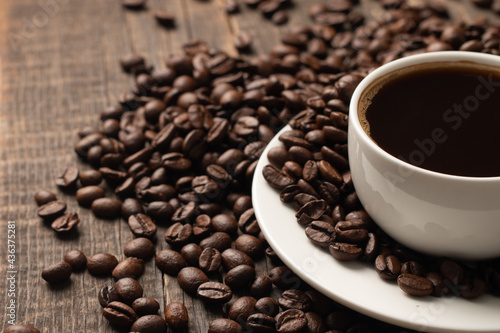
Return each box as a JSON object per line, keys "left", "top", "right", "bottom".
{"left": 348, "top": 51, "right": 500, "bottom": 260}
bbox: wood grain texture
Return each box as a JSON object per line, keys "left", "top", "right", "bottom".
{"left": 0, "top": 0, "right": 493, "bottom": 332}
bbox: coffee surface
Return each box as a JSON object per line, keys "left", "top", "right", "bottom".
{"left": 361, "top": 62, "right": 500, "bottom": 177}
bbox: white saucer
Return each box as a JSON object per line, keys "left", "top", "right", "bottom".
{"left": 252, "top": 125, "right": 500, "bottom": 333}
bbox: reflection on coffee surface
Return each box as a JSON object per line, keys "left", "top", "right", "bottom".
{"left": 359, "top": 61, "right": 500, "bottom": 177}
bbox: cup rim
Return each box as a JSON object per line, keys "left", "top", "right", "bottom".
{"left": 349, "top": 51, "right": 500, "bottom": 182}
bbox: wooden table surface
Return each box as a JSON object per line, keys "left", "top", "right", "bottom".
{"left": 0, "top": 0, "right": 497, "bottom": 332}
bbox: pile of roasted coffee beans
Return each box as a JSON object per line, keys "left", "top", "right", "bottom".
{"left": 24, "top": 0, "right": 500, "bottom": 332}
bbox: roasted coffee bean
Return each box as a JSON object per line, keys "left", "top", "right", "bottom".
{"left": 112, "top": 257, "right": 144, "bottom": 280}
{"left": 177, "top": 267, "right": 209, "bottom": 294}
{"left": 98, "top": 285, "right": 118, "bottom": 307}
{"left": 112, "top": 277, "right": 143, "bottom": 305}
{"left": 164, "top": 222, "right": 193, "bottom": 248}
{"left": 440, "top": 260, "right": 463, "bottom": 286}
{"left": 199, "top": 247, "right": 222, "bottom": 274}
{"left": 164, "top": 302, "right": 189, "bottom": 330}
{"left": 305, "top": 221, "right": 334, "bottom": 248}
{"left": 233, "top": 195, "right": 253, "bottom": 219}
{"left": 75, "top": 133, "right": 103, "bottom": 158}
{"left": 180, "top": 243, "right": 203, "bottom": 266}
{"left": 132, "top": 297, "right": 160, "bottom": 317}
{"left": 329, "top": 242, "right": 362, "bottom": 261}
{"left": 130, "top": 315, "right": 167, "bottom": 333}
{"left": 279, "top": 289, "right": 312, "bottom": 312}
{"left": 144, "top": 201, "right": 174, "bottom": 223}
{"left": 87, "top": 253, "right": 119, "bottom": 276}
{"left": 334, "top": 219, "right": 368, "bottom": 243}
{"left": 250, "top": 275, "right": 273, "bottom": 298}
{"left": 326, "top": 311, "right": 356, "bottom": 330}
{"left": 255, "top": 297, "right": 280, "bottom": 317}
{"left": 41, "top": 261, "right": 72, "bottom": 284}
{"left": 4, "top": 324, "right": 41, "bottom": 333}
{"left": 199, "top": 232, "right": 232, "bottom": 252}
{"left": 120, "top": 54, "right": 145, "bottom": 72}
{"left": 228, "top": 296, "right": 257, "bottom": 323}
{"left": 233, "top": 31, "right": 253, "bottom": 50}
{"left": 154, "top": 9, "right": 175, "bottom": 27}
{"left": 34, "top": 189, "right": 57, "bottom": 206}
{"left": 262, "top": 165, "right": 295, "bottom": 189}
{"left": 221, "top": 248, "right": 255, "bottom": 271}
{"left": 197, "top": 281, "right": 233, "bottom": 304}
{"left": 426, "top": 271, "right": 451, "bottom": 297}
{"left": 76, "top": 186, "right": 105, "bottom": 207}
{"left": 269, "top": 266, "right": 301, "bottom": 289}
{"left": 56, "top": 166, "right": 79, "bottom": 190}
{"left": 212, "top": 214, "right": 238, "bottom": 235}
{"left": 238, "top": 208, "right": 260, "bottom": 235}
{"left": 235, "top": 234, "right": 263, "bottom": 258}
{"left": 397, "top": 274, "right": 434, "bottom": 297}
{"left": 37, "top": 200, "right": 67, "bottom": 221}
{"left": 247, "top": 313, "right": 276, "bottom": 333}
{"left": 208, "top": 318, "right": 244, "bottom": 333}
{"left": 305, "top": 290, "right": 335, "bottom": 316}
{"left": 128, "top": 213, "right": 157, "bottom": 239}
{"left": 155, "top": 249, "right": 187, "bottom": 276}
{"left": 225, "top": 264, "right": 256, "bottom": 290}
{"left": 102, "top": 301, "right": 137, "bottom": 329}
{"left": 63, "top": 249, "right": 87, "bottom": 271}
{"left": 275, "top": 309, "right": 307, "bottom": 333}
{"left": 375, "top": 254, "right": 401, "bottom": 280}
{"left": 51, "top": 212, "right": 80, "bottom": 233}
{"left": 121, "top": 0, "right": 145, "bottom": 9}
{"left": 124, "top": 237, "right": 155, "bottom": 260}
{"left": 459, "top": 277, "right": 487, "bottom": 299}
{"left": 401, "top": 261, "right": 427, "bottom": 277}
{"left": 272, "top": 10, "right": 288, "bottom": 25}
{"left": 171, "top": 201, "right": 198, "bottom": 224}
{"left": 304, "top": 311, "right": 327, "bottom": 333}
{"left": 91, "top": 198, "right": 122, "bottom": 219}
{"left": 79, "top": 169, "right": 103, "bottom": 186}
{"left": 296, "top": 200, "right": 327, "bottom": 225}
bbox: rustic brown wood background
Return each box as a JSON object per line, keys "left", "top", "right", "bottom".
{"left": 0, "top": 0, "right": 496, "bottom": 332}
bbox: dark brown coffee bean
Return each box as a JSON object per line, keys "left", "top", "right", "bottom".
{"left": 212, "top": 214, "right": 238, "bottom": 235}
{"left": 304, "top": 311, "right": 327, "bottom": 333}
{"left": 128, "top": 213, "right": 157, "bottom": 239}
{"left": 56, "top": 166, "right": 79, "bottom": 190}
{"left": 197, "top": 281, "right": 233, "bottom": 304}
{"left": 221, "top": 248, "right": 255, "bottom": 271}
{"left": 91, "top": 198, "right": 122, "bottom": 219}
{"left": 305, "top": 221, "right": 334, "bottom": 248}
{"left": 76, "top": 186, "right": 105, "bottom": 207}
{"left": 255, "top": 297, "right": 280, "bottom": 317}
{"left": 177, "top": 267, "right": 209, "bottom": 294}
{"left": 102, "top": 301, "right": 137, "bottom": 329}
{"left": 272, "top": 10, "right": 288, "bottom": 25}
{"left": 269, "top": 266, "right": 301, "bottom": 289}
{"left": 262, "top": 165, "right": 295, "bottom": 190}
{"left": 180, "top": 243, "right": 203, "bottom": 266}
{"left": 199, "top": 247, "right": 222, "bottom": 274}
{"left": 279, "top": 289, "right": 312, "bottom": 312}
{"left": 225, "top": 264, "right": 256, "bottom": 290}
{"left": 155, "top": 249, "right": 186, "bottom": 276}
{"left": 329, "top": 242, "right": 362, "bottom": 261}
{"left": 154, "top": 9, "right": 175, "bottom": 27}
{"left": 120, "top": 54, "right": 145, "bottom": 72}
{"left": 250, "top": 275, "right": 273, "bottom": 298}
{"left": 34, "top": 189, "right": 57, "bottom": 206}
{"left": 459, "top": 277, "right": 486, "bottom": 299}
{"left": 124, "top": 237, "right": 155, "bottom": 260}
{"left": 375, "top": 254, "right": 401, "bottom": 280}
{"left": 112, "top": 257, "right": 144, "bottom": 280}
{"left": 305, "top": 290, "right": 335, "bottom": 316}
{"left": 121, "top": 0, "right": 145, "bottom": 9}
{"left": 41, "top": 261, "right": 72, "bottom": 284}
{"left": 164, "top": 222, "right": 193, "bottom": 248}
{"left": 98, "top": 285, "right": 118, "bottom": 307}
{"left": 112, "top": 277, "right": 143, "bottom": 305}
{"left": 440, "top": 260, "right": 463, "bottom": 286}
{"left": 79, "top": 169, "right": 103, "bottom": 186}
{"left": 199, "top": 232, "right": 232, "bottom": 252}
{"left": 247, "top": 313, "right": 276, "bottom": 332}
{"left": 51, "top": 212, "right": 80, "bottom": 233}
{"left": 233, "top": 31, "right": 253, "bottom": 50}
{"left": 401, "top": 261, "right": 427, "bottom": 277}
{"left": 164, "top": 302, "right": 189, "bottom": 330}
{"left": 228, "top": 296, "right": 257, "bottom": 323}
{"left": 131, "top": 297, "right": 160, "bottom": 317}
{"left": 334, "top": 219, "right": 368, "bottom": 243}
{"left": 426, "top": 271, "right": 451, "bottom": 297}
{"left": 63, "top": 249, "right": 87, "bottom": 271}
{"left": 37, "top": 200, "right": 67, "bottom": 221}
{"left": 130, "top": 315, "right": 167, "bottom": 333}
{"left": 208, "top": 318, "right": 244, "bottom": 333}
{"left": 235, "top": 234, "right": 263, "bottom": 258}
{"left": 397, "top": 274, "right": 434, "bottom": 297}
{"left": 4, "top": 324, "right": 41, "bottom": 333}
{"left": 87, "top": 253, "right": 119, "bottom": 276}
{"left": 171, "top": 201, "right": 198, "bottom": 224}
{"left": 275, "top": 309, "right": 307, "bottom": 333}
{"left": 75, "top": 133, "right": 103, "bottom": 158}
{"left": 238, "top": 208, "right": 260, "bottom": 235}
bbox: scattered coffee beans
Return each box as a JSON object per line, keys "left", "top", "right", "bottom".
{"left": 41, "top": 261, "right": 72, "bottom": 284}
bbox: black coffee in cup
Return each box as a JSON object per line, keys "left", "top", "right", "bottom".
{"left": 359, "top": 61, "right": 500, "bottom": 177}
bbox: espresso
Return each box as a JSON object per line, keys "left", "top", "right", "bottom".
{"left": 359, "top": 61, "right": 500, "bottom": 177}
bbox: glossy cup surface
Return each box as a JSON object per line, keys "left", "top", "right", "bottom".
{"left": 348, "top": 51, "right": 500, "bottom": 260}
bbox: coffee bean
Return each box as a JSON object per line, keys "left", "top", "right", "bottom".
{"left": 51, "top": 212, "right": 80, "bottom": 233}
{"left": 375, "top": 254, "right": 401, "bottom": 280}
{"left": 112, "top": 257, "right": 144, "bottom": 280}
{"left": 272, "top": 10, "right": 288, "bottom": 25}
{"left": 76, "top": 186, "right": 105, "bottom": 207}
{"left": 56, "top": 166, "right": 79, "bottom": 190}
{"left": 37, "top": 200, "right": 67, "bottom": 221}
{"left": 124, "top": 237, "right": 155, "bottom": 260}
{"left": 238, "top": 208, "right": 260, "bottom": 235}
{"left": 79, "top": 169, "right": 103, "bottom": 186}
{"left": 212, "top": 214, "right": 238, "bottom": 235}
{"left": 154, "top": 9, "right": 175, "bottom": 27}
{"left": 87, "top": 253, "right": 119, "bottom": 276}
{"left": 3, "top": 324, "right": 40, "bottom": 333}
{"left": 255, "top": 297, "right": 280, "bottom": 317}
{"left": 208, "top": 318, "right": 244, "bottom": 333}
{"left": 279, "top": 289, "right": 312, "bottom": 312}
{"left": 98, "top": 285, "right": 118, "bottom": 307}
{"left": 233, "top": 31, "right": 253, "bottom": 50}
{"left": 91, "top": 198, "right": 122, "bottom": 219}
{"left": 221, "top": 249, "right": 255, "bottom": 272}
{"left": 426, "top": 271, "right": 451, "bottom": 297}
{"left": 262, "top": 165, "right": 295, "bottom": 189}
{"left": 334, "top": 219, "right": 368, "bottom": 243}
{"left": 197, "top": 281, "right": 233, "bottom": 304}
{"left": 155, "top": 249, "right": 187, "bottom": 276}
{"left": 199, "top": 247, "right": 222, "bottom": 274}
{"left": 225, "top": 264, "right": 256, "bottom": 290}
{"left": 305, "top": 221, "right": 334, "bottom": 248}
{"left": 177, "top": 267, "right": 209, "bottom": 294}
{"left": 63, "top": 249, "right": 87, "bottom": 271}
{"left": 121, "top": 0, "right": 145, "bottom": 10}
{"left": 247, "top": 313, "right": 276, "bottom": 332}
{"left": 41, "top": 261, "right": 72, "bottom": 284}
{"left": 180, "top": 243, "right": 203, "bottom": 266}
{"left": 459, "top": 277, "right": 487, "bottom": 299}
{"left": 275, "top": 309, "right": 307, "bottom": 333}
{"left": 128, "top": 213, "right": 157, "bottom": 239}
{"left": 102, "top": 301, "right": 137, "bottom": 329}
{"left": 112, "top": 277, "right": 143, "bottom": 305}
{"left": 164, "top": 302, "right": 189, "bottom": 330}
{"left": 440, "top": 260, "right": 463, "bottom": 286}
{"left": 199, "top": 232, "right": 232, "bottom": 252}
{"left": 234, "top": 234, "right": 263, "bottom": 258}
{"left": 130, "top": 315, "right": 167, "bottom": 333}
{"left": 305, "top": 311, "right": 328, "bottom": 333}
{"left": 228, "top": 296, "right": 257, "bottom": 323}
{"left": 401, "top": 261, "right": 427, "bottom": 277}
{"left": 397, "top": 274, "right": 434, "bottom": 297}
{"left": 269, "top": 266, "right": 301, "bottom": 289}
{"left": 34, "top": 189, "right": 57, "bottom": 206}
{"left": 250, "top": 275, "right": 273, "bottom": 298}
{"left": 329, "top": 242, "right": 362, "bottom": 261}
{"left": 132, "top": 297, "right": 160, "bottom": 316}
{"left": 164, "top": 222, "right": 193, "bottom": 248}
{"left": 144, "top": 201, "right": 175, "bottom": 223}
